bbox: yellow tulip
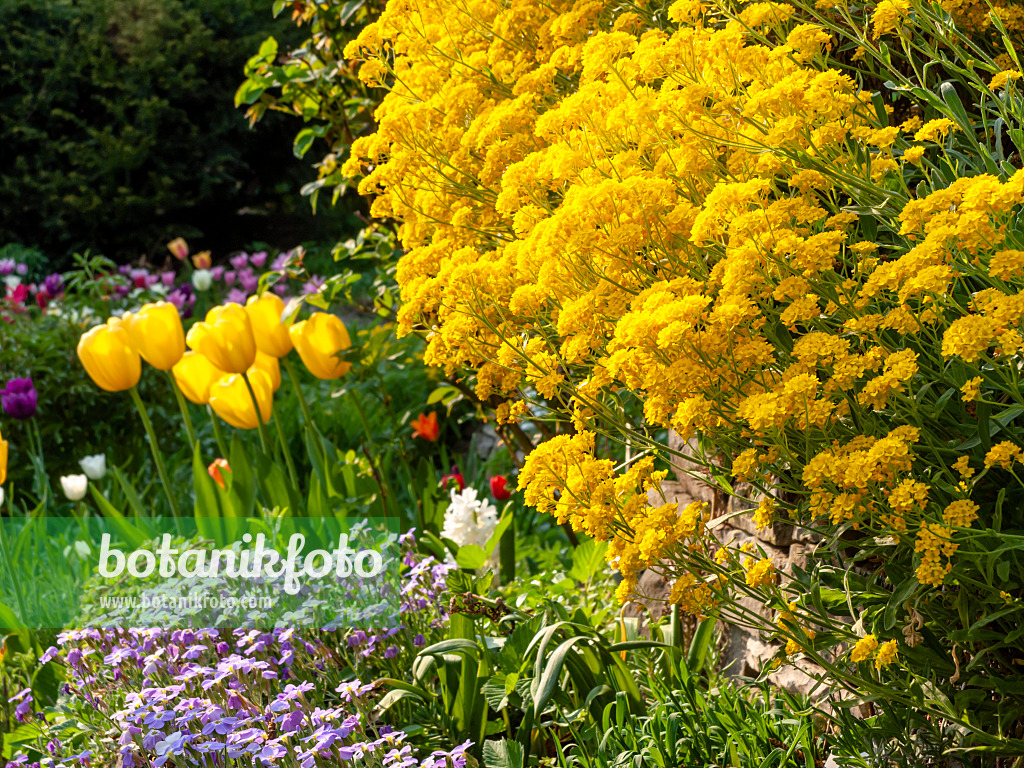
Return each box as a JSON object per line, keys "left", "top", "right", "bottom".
{"left": 209, "top": 369, "right": 274, "bottom": 429}
{"left": 245, "top": 293, "right": 294, "bottom": 358}
{"left": 289, "top": 313, "right": 352, "bottom": 380}
{"left": 77, "top": 319, "right": 142, "bottom": 392}
{"left": 251, "top": 350, "right": 281, "bottom": 392}
{"left": 172, "top": 351, "right": 227, "bottom": 405}
{"left": 0, "top": 428, "right": 7, "bottom": 486}
{"left": 124, "top": 301, "right": 185, "bottom": 371}
{"left": 186, "top": 304, "right": 257, "bottom": 374}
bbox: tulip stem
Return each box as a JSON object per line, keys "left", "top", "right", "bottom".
{"left": 129, "top": 387, "right": 181, "bottom": 517}
{"left": 168, "top": 374, "right": 197, "bottom": 450}
{"left": 242, "top": 372, "right": 272, "bottom": 455}
{"left": 207, "top": 406, "right": 230, "bottom": 459}
{"left": 283, "top": 357, "right": 314, "bottom": 426}
{"left": 272, "top": 411, "right": 300, "bottom": 490}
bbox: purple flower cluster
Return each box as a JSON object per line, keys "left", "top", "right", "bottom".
{"left": 8, "top": 624, "right": 471, "bottom": 768}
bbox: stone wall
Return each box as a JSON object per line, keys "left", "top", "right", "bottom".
{"left": 626, "top": 432, "right": 827, "bottom": 696}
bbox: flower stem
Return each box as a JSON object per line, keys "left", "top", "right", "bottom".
{"left": 207, "top": 406, "right": 230, "bottom": 459}
{"left": 129, "top": 386, "right": 181, "bottom": 517}
{"left": 242, "top": 371, "right": 272, "bottom": 455}
{"left": 167, "top": 373, "right": 197, "bottom": 449}
{"left": 272, "top": 410, "right": 300, "bottom": 490}
{"left": 283, "top": 356, "right": 314, "bottom": 426}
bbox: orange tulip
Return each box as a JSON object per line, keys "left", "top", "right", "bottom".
{"left": 411, "top": 412, "right": 440, "bottom": 441}
{"left": 192, "top": 251, "right": 212, "bottom": 270}
{"left": 208, "top": 458, "right": 230, "bottom": 489}
{"left": 167, "top": 237, "right": 189, "bottom": 261}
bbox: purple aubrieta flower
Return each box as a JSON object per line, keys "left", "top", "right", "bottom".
{"left": 2, "top": 377, "right": 37, "bottom": 420}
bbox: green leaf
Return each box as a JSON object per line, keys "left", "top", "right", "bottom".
{"left": 483, "top": 739, "right": 524, "bottom": 768}
{"left": 567, "top": 538, "right": 608, "bottom": 582}
{"left": 293, "top": 128, "right": 317, "bottom": 159}
{"left": 456, "top": 544, "right": 487, "bottom": 570}
{"left": 88, "top": 487, "right": 150, "bottom": 549}
{"left": 533, "top": 636, "right": 589, "bottom": 716}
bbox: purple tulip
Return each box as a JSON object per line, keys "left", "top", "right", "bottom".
{"left": 226, "top": 289, "right": 248, "bottom": 305}
{"left": 0, "top": 259, "right": 15, "bottom": 276}
{"left": 15, "top": 263, "right": 27, "bottom": 276}
{"left": 250, "top": 251, "right": 268, "bottom": 269}
{"left": 210, "top": 266, "right": 225, "bottom": 281}
{"left": 42, "top": 273, "right": 63, "bottom": 297}
{"left": 223, "top": 270, "right": 236, "bottom": 286}
{"left": 230, "top": 253, "right": 249, "bottom": 270}
{"left": 2, "top": 378, "right": 37, "bottom": 420}
{"left": 160, "top": 271, "right": 176, "bottom": 287}
{"left": 238, "top": 269, "right": 259, "bottom": 294}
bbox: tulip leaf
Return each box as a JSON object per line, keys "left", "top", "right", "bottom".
{"left": 112, "top": 465, "right": 149, "bottom": 521}
{"left": 192, "top": 445, "right": 223, "bottom": 544}
{"left": 228, "top": 436, "right": 257, "bottom": 522}
{"left": 88, "top": 487, "right": 150, "bottom": 550}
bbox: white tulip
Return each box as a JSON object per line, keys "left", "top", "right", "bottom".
{"left": 60, "top": 474, "right": 88, "bottom": 501}
{"left": 73, "top": 540, "right": 91, "bottom": 559}
{"left": 192, "top": 269, "right": 213, "bottom": 292}
{"left": 0, "top": 487, "right": 4, "bottom": 507}
{"left": 79, "top": 454, "right": 107, "bottom": 480}
{"left": 3, "top": 275, "right": 20, "bottom": 290}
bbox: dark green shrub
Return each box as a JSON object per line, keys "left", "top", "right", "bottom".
{"left": 0, "top": 0, "right": 350, "bottom": 265}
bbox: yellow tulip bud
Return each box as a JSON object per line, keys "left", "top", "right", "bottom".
{"left": 0, "top": 428, "right": 7, "bottom": 486}
{"left": 124, "top": 301, "right": 185, "bottom": 371}
{"left": 245, "top": 293, "right": 294, "bottom": 358}
{"left": 77, "top": 319, "right": 142, "bottom": 392}
{"left": 289, "top": 313, "right": 352, "bottom": 380}
{"left": 186, "top": 304, "right": 257, "bottom": 374}
{"left": 172, "top": 351, "right": 227, "bottom": 405}
{"left": 251, "top": 350, "right": 281, "bottom": 393}
{"left": 209, "top": 369, "right": 274, "bottom": 430}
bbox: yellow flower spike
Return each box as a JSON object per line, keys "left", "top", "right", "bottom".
{"left": 251, "top": 350, "right": 282, "bottom": 393}
{"left": 172, "top": 351, "right": 228, "bottom": 405}
{"left": 288, "top": 312, "right": 352, "bottom": 380}
{"left": 124, "top": 301, "right": 186, "bottom": 371}
{"left": 186, "top": 304, "right": 258, "bottom": 374}
{"left": 208, "top": 368, "right": 274, "bottom": 430}
{"left": 246, "top": 293, "right": 294, "bottom": 358}
{"left": 77, "top": 319, "right": 142, "bottom": 392}
{"left": 0, "top": 428, "right": 7, "bottom": 486}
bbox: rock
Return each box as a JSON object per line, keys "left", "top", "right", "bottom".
{"left": 769, "top": 659, "right": 828, "bottom": 697}
{"left": 725, "top": 482, "right": 796, "bottom": 546}
{"left": 665, "top": 432, "right": 728, "bottom": 511}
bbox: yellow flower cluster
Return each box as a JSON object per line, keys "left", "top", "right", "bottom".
{"left": 343, "top": 0, "right": 1021, "bottom": 621}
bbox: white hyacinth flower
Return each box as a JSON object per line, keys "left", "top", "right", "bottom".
{"left": 60, "top": 474, "right": 88, "bottom": 501}
{"left": 440, "top": 486, "right": 499, "bottom": 553}
{"left": 79, "top": 454, "right": 107, "bottom": 480}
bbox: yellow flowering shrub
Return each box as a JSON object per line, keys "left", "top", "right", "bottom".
{"left": 338, "top": 0, "right": 1024, "bottom": 750}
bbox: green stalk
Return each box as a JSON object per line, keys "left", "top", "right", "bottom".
{"left": 128, "top": 386, "right": 181, "bottom": 516}
{"left": 272, "top": 410, "right": 300, "bottom": 489}
{"left": 207, "top": 406, "right": 230, "bottom": 459}
{"left": 0, "top": 507, "right": 29, "bottom": 627}
{"left": 348, "top": 388, "right": 400, "bottom": 521}
{"left": 167, "top": 373, "right": 197, "bottom": 449}
{"left": 283, "top": 356, "right": 314, "bottom": 426}
{"left": 242, "top": 371, "right": 272, "bottom": 455}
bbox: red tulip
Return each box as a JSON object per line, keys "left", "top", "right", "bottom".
{"left": 440, "top": 470, "right": 465, "bottom": 491}
{"left": 490, "top": 475, "right": 512, "bottom": 500}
